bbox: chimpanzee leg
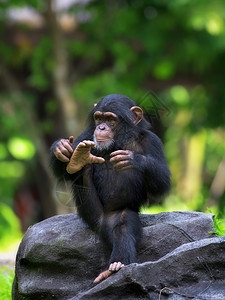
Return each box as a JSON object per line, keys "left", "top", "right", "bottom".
{"left": 100, "top": 209, "right": 142, "bottom": 266}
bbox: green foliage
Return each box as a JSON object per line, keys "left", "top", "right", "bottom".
{"left": 0, "top": 0, "right": 225, "bottom": 218}
{"left": 0, "top": 267, "right": 14, "bottom": 300}
{"left": 205, "top": 130, "right": 225, "bottom": 175}
{"left": 208, "top": 210, "right": 225, "bottom": 236}
{"left": 0, "top": 143, "right": 8, "bottom": 160}
{"left": 0, "top": 161, "right": 25, "bottom": 178}
{"left": 0, "top": 204, "right": 22, "bottom": 252}
{"left": 0, "top": 0, "right": 44, "bottom": 10}
{"left": 72, "top": 70, "right": 143, "bottom": 103}
{"left": 29, "top": 36, "right": 54, "bottom": 90}
{"left": 153, "top": 60, "right": 176, "bottom": 80}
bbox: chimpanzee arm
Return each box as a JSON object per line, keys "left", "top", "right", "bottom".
{"left": 110, "top": 131, "right": 170, "bottom": 195}
{"left": 49, "top": 141, "right": 71, "bottom": 180}
{"left": 134, "top": 131, "right": 171, "bottom": 196}
{"left": 50, "top": 130, "right": 104, "bottom": 231}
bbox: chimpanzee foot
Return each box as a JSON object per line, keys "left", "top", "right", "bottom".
{"left": 93, "top": 262, "right": 125, "bottom": 284}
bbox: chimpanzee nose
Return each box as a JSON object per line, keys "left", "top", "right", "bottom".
{"left": 99, "top": 124, "right": 106, "bottom": 130}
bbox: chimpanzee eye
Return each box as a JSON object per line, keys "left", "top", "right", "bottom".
{"left": 94, "top": 116, "right": 102, "bottom": 124}
{"left": 107, "top": 118, "right": 117, "bottom": 127}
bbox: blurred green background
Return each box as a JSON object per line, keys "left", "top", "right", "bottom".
{"left": 0, "top": 0, "right": 225, "bottom": 253}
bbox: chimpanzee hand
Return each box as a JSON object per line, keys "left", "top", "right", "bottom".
{"left": 93, "top": 262, "right": 124, "bottom": 284}
{"left": 53, "top": 136, "right": 74, "bottom": 163}
{"left": 66, "top": 140, "right": 105, "bottom": 174}
{"left": 110, "top": 150, "right": 134, "bottom": 171}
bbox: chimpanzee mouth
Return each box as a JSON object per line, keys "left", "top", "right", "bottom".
{"left": 93, "top": 135, "right": 114, "bottom": 151}
{"left": 96, "top": 139, "right": 110, "bottom": 142}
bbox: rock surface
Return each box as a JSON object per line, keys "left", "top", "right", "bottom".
{"left": 12, "top": 211, "right": 225, "bottom": 299}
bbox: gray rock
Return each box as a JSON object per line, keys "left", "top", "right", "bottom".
{"left": 12, "top": 211, "right": 225, "bottom": 299}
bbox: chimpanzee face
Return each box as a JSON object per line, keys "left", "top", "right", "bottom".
{"left": 93, "top": 111, "right": 118, "bottom": 151}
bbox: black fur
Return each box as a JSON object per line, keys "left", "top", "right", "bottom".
{"left": 50, "top": 94, "right": 171, "bottom": 267}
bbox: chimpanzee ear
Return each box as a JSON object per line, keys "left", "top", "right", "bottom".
{"left": 130, "top": 106, "right": 143, "bottom": 125}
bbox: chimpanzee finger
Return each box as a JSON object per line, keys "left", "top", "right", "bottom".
{"left": 69, "top": 136, "right": 74, "bottom": 144}
{"left": 77, "top": 140, "right": 95, "bottom": 149}
{"left": 113, "top": 160, "right": 129, "bottom": 167}
{"left": 109, "top": 262, "right": 117, "bottom": 272}
{"left": 113, "top": 160, "right": 133, "bottom": 170}
{"left": 110, "top": 155, "right": 130, "bottom": 163}
{"left": 61, "top": 140, "right": 73, "bottom": 154}
{"left": 117, "top": 165, "right": 133, "bottom": 172}
{"left": 110, "top": 150, "right": 133, "bottom": 163}
{"left": 90, "top": 155, "right": 105, "bottom": 164}
{"left": 76, "top": 142, "right": 86, "bottom": 148}
{"left": 54, "top": 148, "right": 70, "bottom": 162}
{"left": 83, "top": 140, "right": 96, "bottom": 148}
{"left": 115, "top": 262, "right": 124, "bottom": 271}
{"left": 110, "top": 150, "right": 132, "bottom": 157}
{"left": 58, "top": 143, "right": 72, "bottom": 157}
{"left": 109, "top": 262, "right": 124, "bottom": 272}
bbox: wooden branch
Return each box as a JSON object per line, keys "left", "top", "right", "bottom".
{"left": 207, "top": 157, "right": 225, "bottom": 207}
{"left": 45, "top": 0, "right": 79, "bottom": 135}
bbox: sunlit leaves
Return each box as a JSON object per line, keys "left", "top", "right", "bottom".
{"left": 206, "top": 15, "right": 224, "bottom": 35}
{"left": 189, "top": 12, "right": 224, "bottom": 35}
{"left": 0, "top": 137, "right": 35, "bottom": 178}
{"left": 153, "top": 60, "right": 175, "bottom": 80}
{"left": 8, "top": 137, "right": 35, "bottom": 160}
{"left": 170, "top": 85, "right": 190, "bottom": 105}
